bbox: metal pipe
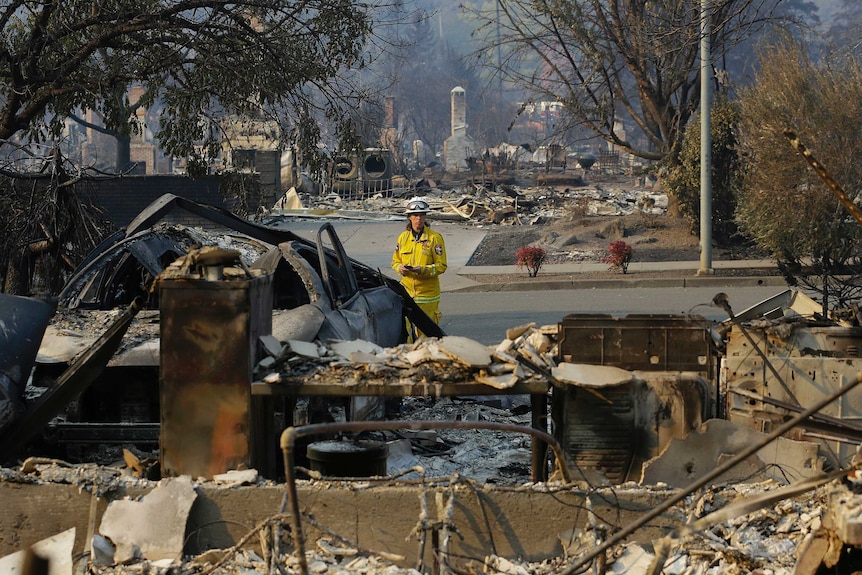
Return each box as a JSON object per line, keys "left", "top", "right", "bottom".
{"left": 279, "top": 419, "right": 572, "bottom": 483}
{"left": 279, "top": 418, "right": 574, "bottom": 574}
{"left": 278, "top": 426, "right": 309, "bottom": 575}
{"left": 559, "top": 370, "right": 862, "bottom": 575}
{"left": 730, "top": 387, "right": 862, "bottom": 434}
{"left": 784, "top": 130, "right": 862, "bottom": 228}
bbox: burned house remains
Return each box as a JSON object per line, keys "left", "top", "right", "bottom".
{"left": 2, "top": 179, "right": 862, "bottom": 575}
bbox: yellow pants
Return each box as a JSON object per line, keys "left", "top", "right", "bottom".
{"left": 417, "top": 300, "right": 442, "bottom": 324}
{"left": 408, "top": 300, "right": 441, "bottom": 341}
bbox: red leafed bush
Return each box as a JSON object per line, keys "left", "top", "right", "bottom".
{"left": 600, "top": 240, "right": 634, "bottom": 273}
{"left": 516, "top": 245, "right": 547, "bottom": 277}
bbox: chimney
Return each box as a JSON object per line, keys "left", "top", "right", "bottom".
{"left": 384, "top": 96, "right": 396, "bottom": 129}
{"left": 450, "top": 87, "right": 466, "bottom": 137}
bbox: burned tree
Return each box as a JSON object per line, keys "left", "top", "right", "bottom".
{"left": 0, "top": 0, "right": 397, "bottom": 292}
{"left": 466, "top": 0, "right": 807, "bottom": 167}
{"left": 0, "top": 150, "right": 110, "bottom": 296}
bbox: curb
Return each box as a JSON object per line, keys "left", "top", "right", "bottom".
{"left": 446, "top": 275, "right": 789, "bottom": 293}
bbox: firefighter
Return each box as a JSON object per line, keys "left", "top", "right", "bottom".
{"left": 392, "top": 196, "right": 448, "bottom": 336}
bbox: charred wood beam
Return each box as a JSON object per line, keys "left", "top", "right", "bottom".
{"left": 785, "top": 130, "right": 862, "bottom": 228}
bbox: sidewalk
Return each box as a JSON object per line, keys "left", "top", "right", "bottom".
{"left": 441, "top": 259, "right": 787, "bottom": 293}
{"left": 287, "top": 220, "right": 787, "bottom": 294}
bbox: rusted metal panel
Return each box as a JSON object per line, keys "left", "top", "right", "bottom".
{"left": 557, "top": 314, "right": 715, "bottom": 379}
{"left": 553, "top": 314, "right": 715, "bottom": 484}
{"left": 159, "top": 274, "right": 272, "bottom": 479}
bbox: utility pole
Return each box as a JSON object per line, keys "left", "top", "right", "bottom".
{"left": 698, "top": 0, "right": 714, "bottom": 276}
{"left": 496, "top": 0, "right": 503, "bottom": 97}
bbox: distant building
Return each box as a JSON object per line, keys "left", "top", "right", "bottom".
{"left": 221, "top": 115, "right": 281, "bottom": 208}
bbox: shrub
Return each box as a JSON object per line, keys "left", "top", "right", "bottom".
{"left": 601, "top": 240, "right": 634, "bottom": 273}
{"left": 663, "top": 94, "right": 742, "bottom": 245}
{"left": 516, "top": 245, "right": 547, "bottom": 277}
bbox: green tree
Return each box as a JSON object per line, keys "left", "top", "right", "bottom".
{"left": 736, "top": 36, "right": 862, "bottom": 311}
{"left": 663, "top": 96, "right": 744, "bottom": 246}
{"left": 0, "top": 0, "right": 391, "bottom": 295}
{"left": 0, "top": 0, "right": 377, "bottom": 172}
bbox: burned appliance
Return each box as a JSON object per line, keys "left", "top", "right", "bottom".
{"left": 553, "top": 314, "right": 717, "bottom": 483}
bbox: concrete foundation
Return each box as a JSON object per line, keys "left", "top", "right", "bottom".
{"left": 0, "top": 477, "right": 686, "bottom": 565}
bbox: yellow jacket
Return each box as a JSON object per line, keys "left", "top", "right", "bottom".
{"left": 391, "top": 224, "right": 447, "bottom": 302}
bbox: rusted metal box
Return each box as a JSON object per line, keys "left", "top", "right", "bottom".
{"left": 159, "top": 272, "right": 273, "bottom": 479}
{"left": 557, "top": 314, "right": 715, "bottom": 378}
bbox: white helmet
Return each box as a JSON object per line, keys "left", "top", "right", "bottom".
{"left": 405, "top": 197, "right": 430, "bottom": 215}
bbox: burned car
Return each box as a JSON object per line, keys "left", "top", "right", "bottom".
{"left": 57, "top": 194, "right": 437, "bottom": 337}
{"left": 7, "top": 194, "right": 439, "bottom": 462}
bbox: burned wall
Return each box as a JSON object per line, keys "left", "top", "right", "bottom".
{"left": 85, "top": 175, "right": 228, "bottom": 229}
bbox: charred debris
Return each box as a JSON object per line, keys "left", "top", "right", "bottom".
{"left": 1, "top": 182, "right": 862, "bottom": 575}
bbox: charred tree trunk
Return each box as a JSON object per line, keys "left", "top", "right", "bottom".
{"left": 1, "top": 148, "right": 91, "bottom": 296}
{"left": 3, "top": 258, "right": 27, "bottom": 296}
{"left": 4, "top": 237, "right": 55, "bottom": 295}
{"left": 116, "top": 133, "right": 132, "bottom": 172}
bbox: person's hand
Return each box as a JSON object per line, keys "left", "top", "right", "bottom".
{"left": 398, "top": 265, "right": 413, "bottom": 275}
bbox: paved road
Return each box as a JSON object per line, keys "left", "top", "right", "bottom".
{"left": 440, "top": 285, "right": 790, "bottom": 345}
{"left": 268, "top": 216, "right": 792, "bottom": 345}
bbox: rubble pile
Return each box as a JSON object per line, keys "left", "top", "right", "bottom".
{"left": 387, "top": 395, "right": 534, "bottom": 483}
{"left": 253, "top": 324, "right": 558, "bottom": 485}
{"left": 605, "top": 481, "right": 827, "bottom": 575}
{"left": 36, "top": 308, "right": 161, "bottom": 363}
{"left": 10, "top": 189, "right": 862, "bottom": 575}
{"left": 272, "top": 179, "right": 672, "bottom": 266}
{"left": 284, "top": 180, "right": 668, "bottom": 228}
{"left": 255, "top": 322, "right": 558, "bottom": 391}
